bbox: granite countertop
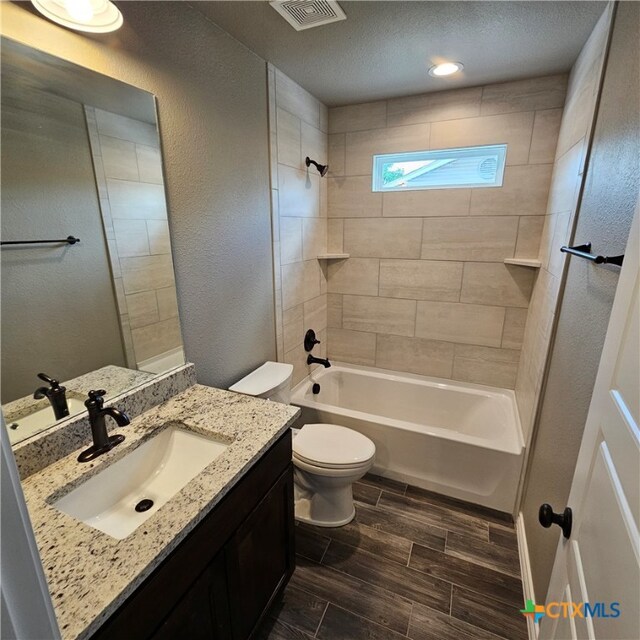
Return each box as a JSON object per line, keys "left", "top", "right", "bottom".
{"left": 4, "top": 365, "right": 155, "bottom": 424}
{"left": 21, "top": 384, "right": 300, "bottom": 640}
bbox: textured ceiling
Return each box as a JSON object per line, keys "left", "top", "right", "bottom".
{"left": 192, "top": 1, "right": 606, "bottom": 106}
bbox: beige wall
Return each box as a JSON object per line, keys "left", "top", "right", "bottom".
{"left": 514, "top": 7, "right": 612, "bottom": 441}
{"left": 522, "top": 1, "right": 638, "bottom": 598}
{"left": 1, "top": 1, "right": 275, "bottom": 389}
{"left": 268, "top": 65, "right": 330, "bottom": 384}
{"left": 85, "top": 106, "right": 183, "bottom": 368}
{"left": 323, "top": 76, "right": 566, "bottom": 388}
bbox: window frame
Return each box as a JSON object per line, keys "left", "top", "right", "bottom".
{"left": 371, "top": 143, "right": 508, "bottom": 193}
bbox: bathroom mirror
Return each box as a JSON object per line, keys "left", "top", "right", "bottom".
{"left": 1, "top": 38, "right": 185, "bottom": 444}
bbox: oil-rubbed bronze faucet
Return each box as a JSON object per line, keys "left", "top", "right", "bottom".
{"left": 78, "top": 389, "right": 130, "bottom": 463}
{"left": 33, "top": 373, "right": 69, "bottom": 420}
{"left": 307, "top": 354, "right": 332, "bottom": 368}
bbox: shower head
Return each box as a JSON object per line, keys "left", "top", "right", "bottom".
{"left": 305, "top": 156, "right": 329, "bottom": 177}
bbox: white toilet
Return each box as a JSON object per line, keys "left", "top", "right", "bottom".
{"left": 229, "top": 361, "right": 375, "bottom": 527}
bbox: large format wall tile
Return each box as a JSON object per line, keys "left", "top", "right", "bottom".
{"left": 430, "top": 111, "right": 534, "bottom": 165}
{"left": 343, "top": 295, "right": 416, "bottom": 337}
{"left": 275, "top": 68, "right": 320, "bottom": 128}
{"left": 278, "top": 164, "right": 320, "bottom": 217}
{"left": 280, "top": 216, "right": 303, "bottom": 264}
{"left": 121, "top": 254, "right": 175, "bottom": 294}
{"left": 344, "top": 218, "right": 423, "bottom": 258}
{"left": 469, "top": 164, "right": 553, "bottom": 216}
{"left": 302, "top": 218, "right": 327, "bottom": 260}
{"left": 379, "top": 259, "right": 463, "bottom": 301}
{"left": 421, "top": 217, "right": 518, "bottom": 261}
{"left": 113, "top": 219, "right": 150, "bottom": 257}
{"left": 277, "top": 107, "right": 301, "bottom": 168}
{"left": 321, "top": 74, "right": 565, "bottom": 389}
{"left": 327, "top": 219, "right": 344, "bottom": 252}
{"left": 107, "top": 178, "right": 167, "bottom": 218}
{"left": 329, "top": 101, "right": 387, "bottom": 134}
{"left": 327, "top": 293, "right": 343, "bottom": 328}
{"left": 302, "top": 121, "right": 328, "bottom": 165}
{"left": 387, "top": 87, "right": 482, "bottom": 127}
{"left": 460, "top": 263, "right": 535, "bottom": 308}
{"left": 529, "top": 109, "right": 564, "bottom": 164}
{"left": 453, "top": 345, "right": 520, "bottom": 389}
{"left": 327, "top": 258, "right": 380, "bottom": 296}
{"left": 327, "top": 327, "right": 376, "bottom": 365}
{"left": 346, "top": 123, "right": 431, "bottom": 176}
{"left": 130, "top": 316, "right": 182, "bottom": 363}
{"left": 480, "top": 75, "right": 568, "bottom": 115}
{"left": 502, "top": 308, "right": 528, "bottom": 350}
{"left": 514, "top": 216, "right": 545, "bottom": 258}
{"left": 328, "top": 134, "right": 346, "bottom": 177}
{"left": 100, "top": 135, "right": 139, "bottom": 181}
{"left": 382, "top": 189, "right": 471, "bottom": 218}
{"left": 376, "top": 334, "right": 455, "bottom": 378}
{"left": 304, "top": 295, "right": 328, "bottom": 333}
{"left": 95, "top": 108, "right": 158, "bottom": 147}
{"left": 328, "top": 176, "right": 382, "bottom": 217}
{"left": 415, "top": 301, "right": 505, "bottom": 347}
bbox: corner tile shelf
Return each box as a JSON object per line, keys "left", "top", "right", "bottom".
{"left": 504, "top": 258, "right": 542, "bottom": 268}
{"left": 317, "top": 253, "right": 350, "bottom": 260}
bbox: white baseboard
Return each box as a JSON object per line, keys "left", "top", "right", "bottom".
{"left": 517, "top": 512, "right": 539, "bottom": 640}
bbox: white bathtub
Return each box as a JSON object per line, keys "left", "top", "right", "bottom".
{"left": 291, "top": 362, "right": 524, "bottom": 514}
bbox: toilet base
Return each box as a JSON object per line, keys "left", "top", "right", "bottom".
{"left": 293, "top": 465, "right": 367, "bottom": 528}
{"left": 294, "top": 499, "right": 355, "bottom": 528}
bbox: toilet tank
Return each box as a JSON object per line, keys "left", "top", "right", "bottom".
{"left": 229, "top": 362, "right": 294, "bottom": 404}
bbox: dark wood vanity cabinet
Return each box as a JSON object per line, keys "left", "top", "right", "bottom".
{"left": 93, "top": 431, "right": 295, "bottom": 640}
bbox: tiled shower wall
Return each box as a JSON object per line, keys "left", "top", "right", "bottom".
{"left": 86, "top": 106, "right": 183, "bottom": 369}
{"left": 324, "top": 75, "right": 566, "bottom": 389}
{"left": 514, "top": 7, "right": 612, "bottom": 438}
{"left": 268, "top": 65, "right": 329, "bottom": 384}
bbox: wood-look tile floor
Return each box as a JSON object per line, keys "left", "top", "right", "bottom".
{"left": 257, "top": 474, "right": 528, "bottom": 640}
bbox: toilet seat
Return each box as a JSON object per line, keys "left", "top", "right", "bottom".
{"left": 293, "top": 423, "right": 375, "bottom": 470}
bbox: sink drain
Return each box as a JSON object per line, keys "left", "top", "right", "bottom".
{"left": 135, "top": 498, "right": 154, "bottom": 513}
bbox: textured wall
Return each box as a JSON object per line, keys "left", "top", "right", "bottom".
{"left": 268, "top": 65, "right": 330, "bottom": 384}
{"left": 323, "top": 76, "right": 565, "bottom": 388}
{"left": 521, "top": 1, "right": 639, "bottom": 599}
{"left": 1, "top": 84, "right": 126, "bottom": 403}
{"left": 0, "top": 1, "right": 274, "bottom": 389}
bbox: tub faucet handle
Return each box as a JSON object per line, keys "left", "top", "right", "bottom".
{"left": 304, "top": 329, "right": 321, "bottom": 352}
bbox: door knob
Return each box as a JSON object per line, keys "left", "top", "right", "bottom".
{"left": 539, "top": 503, "right": 572, "bottom": 539}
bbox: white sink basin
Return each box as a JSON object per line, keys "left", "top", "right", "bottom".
{"left": 6, "top": 398, "right": 86, "bottom": 445}
{"left": 53, "top": 426, "right": 229, "bottom": 539}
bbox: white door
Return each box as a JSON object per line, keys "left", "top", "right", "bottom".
{"left": 541, "top": 204, "right": 639, "bottom": 640}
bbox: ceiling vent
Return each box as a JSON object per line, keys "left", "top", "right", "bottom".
{"left": 270, "top": 0, "right": 346, "bottom": 31}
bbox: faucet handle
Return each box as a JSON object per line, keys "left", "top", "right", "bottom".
{"left": 37, "top": 372, "right": 60, "bottom": 388}
{"left": 85, "top": 389, "right": 107, "bottom": 409}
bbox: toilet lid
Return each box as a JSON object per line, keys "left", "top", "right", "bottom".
{"left": 293, "top": 424, "right": 375, "bottom": 469}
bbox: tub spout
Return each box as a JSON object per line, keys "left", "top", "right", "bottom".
{"left": 307, "top": 354, "right": 331, "bottom": 368}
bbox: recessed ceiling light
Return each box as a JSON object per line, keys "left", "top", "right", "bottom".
{"left": 31, "top": 0, "right": 123, "bottom": 33}
{"left": 428, "top": 62, "right": 464, "bottom": 77}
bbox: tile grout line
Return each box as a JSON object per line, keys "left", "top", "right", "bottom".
{"left": 405, "top": 601, "right": 414, "bottom": 638}
{"left": 313, "top": 601, "right": 330, "bottom": 638}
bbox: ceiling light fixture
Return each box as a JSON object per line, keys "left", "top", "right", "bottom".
{"left": 31, "top": 0, "right": 123, "bottom": 33}
{"left": 428, "top": 62, "right": 464, "bottom": 77}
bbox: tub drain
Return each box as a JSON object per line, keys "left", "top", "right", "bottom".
{"left": 135, "top": 498, "right": 154, "bottom": 513}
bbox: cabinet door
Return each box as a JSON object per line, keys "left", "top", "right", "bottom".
{"left": 152, "top": 552, "right": 232, "bottom": 640}
{"left": 226, "top": 467, "right": 295, "bottom": 639}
